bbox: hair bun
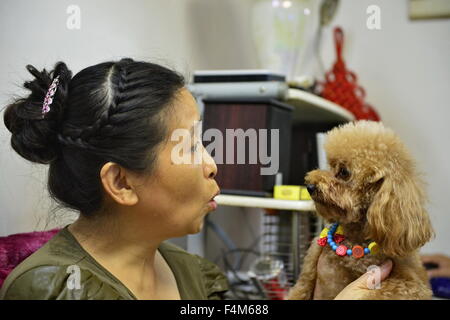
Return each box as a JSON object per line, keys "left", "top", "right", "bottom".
{"left": 3, "top": 62, "right": 72, "bottom": 164}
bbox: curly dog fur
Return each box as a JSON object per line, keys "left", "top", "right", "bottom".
{"left": 288, "top": 121, "right": 433, "bottom": 300}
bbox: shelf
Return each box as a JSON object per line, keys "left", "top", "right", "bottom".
{"left": 286, "top": 88, "right": 355, "bottom": 124}
{"left": 215, "top": 194, "right": 315, "bottom": 212}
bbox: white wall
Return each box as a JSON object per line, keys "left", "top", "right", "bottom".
{"left": 1, "top": 0, "right": 449, "bottom": 256}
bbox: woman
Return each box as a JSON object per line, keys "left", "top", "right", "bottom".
{"left": 0, "top": 58, "right": 392, "bottom": 300}
{"left": 0, "top": 58, "right": 226, "bottom": 299}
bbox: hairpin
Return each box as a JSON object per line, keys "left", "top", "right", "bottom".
{"left": 42, "top": 75, "right": 60, "bottom": 117}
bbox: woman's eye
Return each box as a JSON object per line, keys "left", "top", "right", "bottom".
{"left": 191, "top": 141, "right": 201, "bottom": 152}
{"left": 336, "top": 167, "right": 351, "bottom": 180}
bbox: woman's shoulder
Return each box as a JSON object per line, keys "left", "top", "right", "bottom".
{"left": 0, "top": 264, "right": 126, "bottom": 300}
{"left": 159, "top": 241, "right": 229, "bottom": 300}
{"left": 0, "top": 228, "right": 131, "bottom": 300}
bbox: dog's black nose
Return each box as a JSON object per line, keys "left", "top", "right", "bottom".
{"left": 306, "top": 184, "right": 316, "bottom": 195}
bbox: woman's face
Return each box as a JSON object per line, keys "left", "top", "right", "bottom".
{"left": 132, "top": 88, "right": 219, "bottom": 239}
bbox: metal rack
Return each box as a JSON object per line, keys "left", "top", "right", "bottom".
{"left": 260, "top": 210, "right": 316, "bottom": 290}
{"left": 215, "top": 194, "right": 320, "bottom": 299}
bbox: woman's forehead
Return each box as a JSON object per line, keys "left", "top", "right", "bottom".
{"left": 170, "top": 88, "right": 201, "bottom": 130}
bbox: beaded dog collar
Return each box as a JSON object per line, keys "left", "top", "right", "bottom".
{"left": 317, "top": 222, "right": 379, "bottom": 258}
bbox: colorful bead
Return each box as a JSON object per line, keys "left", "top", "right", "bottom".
{"left": 320, "top": 228, "right": 330, "bottom": 238}
{"left": 317, "top": 237, "right": 327, "bottom": 247}
{"left": 326, "top": 223, "right": 377, "bottom": 259}
{"left": 334, "top": 234, "right": 345, "bottom": 244}
{"left": 352, "top": 245, "right": 365, "bottom": 259}
{"left": 368, "top": 242, "right": 379, "bottom": 255}
{"left": 336, "top": 245, "right": 348, "bottom": 256}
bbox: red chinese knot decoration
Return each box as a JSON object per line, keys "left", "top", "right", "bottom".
{"left": 319, "top": 27, "right": 380, "bottom": 121}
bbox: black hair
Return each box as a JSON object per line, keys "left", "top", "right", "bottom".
{"left": 3, "top": 58, "right": 185, "bottom": 216}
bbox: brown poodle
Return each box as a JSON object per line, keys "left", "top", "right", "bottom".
{"left": 288, "top": 120, "right": 434, "bottom": 300}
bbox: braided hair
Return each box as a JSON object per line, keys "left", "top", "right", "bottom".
{"left": 4, "top": 58, "right": 185, "bottom": 216}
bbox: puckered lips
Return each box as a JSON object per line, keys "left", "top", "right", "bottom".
{"left": 207, "top": 190, "right": 220, "bottom": 211}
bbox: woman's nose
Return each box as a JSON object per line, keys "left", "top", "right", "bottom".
{"left": 203, "top": 148, "right": 217, "bottom": 179}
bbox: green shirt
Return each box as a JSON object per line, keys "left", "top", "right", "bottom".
{"left": 0, "top": 226, "right": 228, "bottom": 300}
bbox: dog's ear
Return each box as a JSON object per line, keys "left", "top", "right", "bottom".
{"left": 365, "top": 174, "right": 434, "bottom": 257}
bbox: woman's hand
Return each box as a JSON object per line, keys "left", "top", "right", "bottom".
{"left": 421, "top": 254, "right": 450, "bottom": 279}
{"left": 334, "top": 260, "right": 393, "bottom": 300}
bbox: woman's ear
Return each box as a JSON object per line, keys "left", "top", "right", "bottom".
{"left": 365, "top": 174, "right": 434, "bottom": 257}
{"left": 100, "top": 162, "right": 139, "bottom": 206}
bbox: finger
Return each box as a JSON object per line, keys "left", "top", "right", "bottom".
{"left": 353, "top": 260, "right": 393, "bottom": 289}
{"left": 379, "top": 259, "right": 393, "bottom": 281}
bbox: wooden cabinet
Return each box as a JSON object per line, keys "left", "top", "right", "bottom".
{"left": 203, "top": 100, "right": 293, "bottom": 196}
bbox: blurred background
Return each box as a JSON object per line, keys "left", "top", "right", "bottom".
{"left": 0, "top": 0, "right": 449, "bottom": 299}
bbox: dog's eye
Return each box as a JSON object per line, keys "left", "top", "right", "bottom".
{"left": 336, "top": 167, "right": 351, "bottom": 180}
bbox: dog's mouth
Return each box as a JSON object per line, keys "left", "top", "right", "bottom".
{"left": 315, "top": 199, "right": 345, "bottom": 212}
{"left": 306, "top": 178, "right": 349, "bottom": 221}
{"left": 313, "top": 198, "right": 347, "bottom": 220}
{"left": 310, "top": 193, "right": 339, "bottom": 209}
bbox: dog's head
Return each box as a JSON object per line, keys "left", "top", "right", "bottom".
{"left": 305, "top": 121, "right": 433, "bottom": 257}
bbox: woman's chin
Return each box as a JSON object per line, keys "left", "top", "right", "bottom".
{"left": 187, "top": 219, "right": 205, "bottom": 235}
